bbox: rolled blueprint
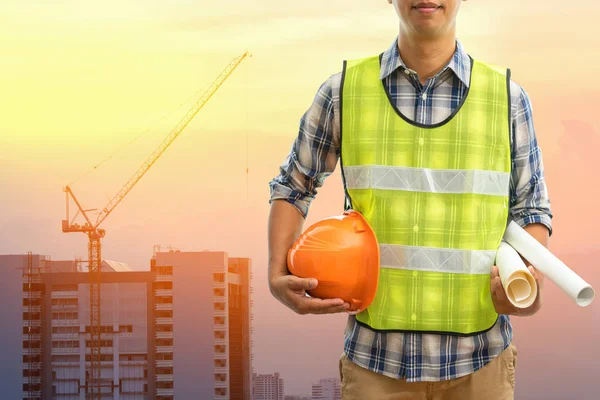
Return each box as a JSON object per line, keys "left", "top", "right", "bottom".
{"left": 496, "top": 241, "right": 538, "bottom": 308}
{"left": 503, "top": 220, "right": 595, "bottom": 307}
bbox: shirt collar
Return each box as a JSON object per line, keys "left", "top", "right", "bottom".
{"left": 379, "top": 36, "right": 471, "bottom": 87}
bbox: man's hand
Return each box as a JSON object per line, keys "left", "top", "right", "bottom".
{"left": 268, "top": 200, "right": 351, "bottom": 316}
{"left": 491, "top": 222, "right": 550, "bottom": 316}
{"left": 269, "top": 273, "right": 351, "bottom": 315}
{"left": 490, "top": 264, "right": 544, "bottom": 316}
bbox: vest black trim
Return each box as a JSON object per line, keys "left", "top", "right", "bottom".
{"left": 339, "top": 60, "right": 352, "bottom": 211}
{"left": 354, "top": 314, "right": 501, "bottom": 337}
{"left": 378, "top": 52, "right": 476, "bottom": 130}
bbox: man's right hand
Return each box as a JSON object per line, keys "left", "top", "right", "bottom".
{"left": 269, "top": 273, "right": 350, "bottom": 315}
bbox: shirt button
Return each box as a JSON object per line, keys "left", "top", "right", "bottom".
{"left": 411, "top": 314, "right": 417, "bottom": 321}
{"left": 404, "top": 69, "right": 410, "bottom": 75}
{"left": 422, "top": 93, "right": 427, "bottom": 100}
{"left": 413, "top": 225, "right": 419, "bottom": 233}
{"left": 413, "top": 271, "right": 418, "bottom": 277}
{"left": 419, "top": 138, "right": 424, "bottom": 145}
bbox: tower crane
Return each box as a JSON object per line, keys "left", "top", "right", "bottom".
{"left": 61, "top": 51, "right": 251, "bottom": 399}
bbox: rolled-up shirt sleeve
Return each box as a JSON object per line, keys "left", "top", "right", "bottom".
{"left": 269, "top": 73, "right": 341, "bottom": 218}
{"left": 509, "top": 81, "right": 553, "bottom": 235}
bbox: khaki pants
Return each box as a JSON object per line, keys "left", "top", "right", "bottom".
{"left": 339, "top": 342, "right": 518, "bottom": 400}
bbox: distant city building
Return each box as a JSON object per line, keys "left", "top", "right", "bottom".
{"left": 0, "top": 250, "right": 253, "bottom": 400}
{"left": 253, "top": 372, "right": 284, "bottom": 400}
{"left": 311, "top": 378, "right": 341, "bottom": 400}
{"left": 153, "top": 251, "right": 253, "bottom": 400}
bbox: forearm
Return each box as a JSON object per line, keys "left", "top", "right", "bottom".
{"left": 515, "top": 222, "right": 550, "bottom": 315}
{"left": 266, "top": 199, "right": 350, "bottom": 315}
{"left": 509, "top": 82, "right": 553, "bottom": 236}
{"left": 268, "top": 200, "right": 306, "bottom": 288}
{"left": 266, "top": 73, "right": 339, "bottom": 296}
{"left": 520, "top": 222, "right": 550, "bottom": 264}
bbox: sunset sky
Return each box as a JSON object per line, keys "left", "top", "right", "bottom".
{"left": 2, "top": 0, "right": 599, "bottom": 397}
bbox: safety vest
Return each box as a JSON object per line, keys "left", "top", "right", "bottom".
{"left": 340, "top": 54, "right": 511, "bottom": 335}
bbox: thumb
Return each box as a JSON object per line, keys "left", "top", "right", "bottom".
{"left": 288, "top": 275, "right": 318, "bottom": 291}
{"left": 491, "top": 265, "right": 499, "bottom": 279}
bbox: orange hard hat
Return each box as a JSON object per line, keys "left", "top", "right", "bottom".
{"left": 287, "top": 209, "right": 380, "bottom": 313}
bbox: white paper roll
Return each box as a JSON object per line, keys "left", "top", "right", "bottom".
{"left": 495, "top": 241, "right": 538, "bottom": 308}
{"left": 503, "top": 220, "right": 595, "bottom": 307}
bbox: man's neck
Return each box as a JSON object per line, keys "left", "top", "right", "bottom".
{"left": 397, "top": 33, "right": 456, "bottom": 85}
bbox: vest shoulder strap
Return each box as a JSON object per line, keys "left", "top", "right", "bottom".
{"left": 343, "top": 54, "right": 381, "bottom": 75}
{"left": 343, "top": 53, "right": 510, "bottom": 82}
{"left": 473, "top": 59, "right": 511, "bottom": 80}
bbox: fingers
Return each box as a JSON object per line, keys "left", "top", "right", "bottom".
{"left": 282, "top": 275, "right": 350, "bottom": 315}
{"left": 295, "top": 296, "right": 350, "bottom": 315}
{"left": 490, "top": 267, "right": 508, "bottom": 303}
{"left": 490, "top": 265, "right": 505, "bottom": 301}
{"left": 287, "top": 275, "right": 318, "bottom": 292}
{"left": 528, "top": 266, "right": 543, "bottom": 306}
{"left": 528, "top": 266, "right": 544, "bottom": 285}
{"left": 490, "top": 275, "right": 501, "bottom": 300}
{"left": 490, "top": 266, "right": 500, "bottom": 294}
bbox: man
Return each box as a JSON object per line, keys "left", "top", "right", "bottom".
{"left": 268, "top": 1, "right": 553, "bottom": 399}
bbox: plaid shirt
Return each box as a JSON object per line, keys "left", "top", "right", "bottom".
{"left": 269, "top": 37, "right": 553, "bottom": 382}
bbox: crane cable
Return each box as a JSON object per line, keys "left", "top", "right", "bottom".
{"left": 67, "top": 81, "right": 211, "bottom": 188}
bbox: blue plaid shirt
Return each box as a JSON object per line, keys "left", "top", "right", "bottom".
{"left": 269, "top": 37, "right": 553, "bottom": 382}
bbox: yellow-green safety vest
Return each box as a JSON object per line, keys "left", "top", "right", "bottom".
{"left": 340, "top": 54, "right": 511, "bottom": 335}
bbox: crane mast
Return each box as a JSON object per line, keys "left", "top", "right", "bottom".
{"left": 62, "top": 51, "right": 250, "bottom": 399}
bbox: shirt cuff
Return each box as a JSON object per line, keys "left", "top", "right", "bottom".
{"left": 269, "top": 182, "right": 311, "bottom": 219}
{"left": 510, "top": 214, "right": 553, "bottom": 236}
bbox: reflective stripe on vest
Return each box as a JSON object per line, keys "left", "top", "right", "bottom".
{"left": 379, "top": 244, "right": 497, "bottom": 274}
{"left": 340, "top": 53, "right": 511, "bottom": 335}
{"left": 343, "top": 165, "right": 510, "bottom": 197}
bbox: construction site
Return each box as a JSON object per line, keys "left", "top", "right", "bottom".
{"left": 7, "top": 51, "right": 254, "bottom": 400}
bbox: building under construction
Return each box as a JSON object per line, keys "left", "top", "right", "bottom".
{"left": 0, "top": 250, "right": 253, "bottom": 400}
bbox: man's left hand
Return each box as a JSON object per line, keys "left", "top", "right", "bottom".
{"left": 490, "top": 264, "right": 544, "bottom": 316}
